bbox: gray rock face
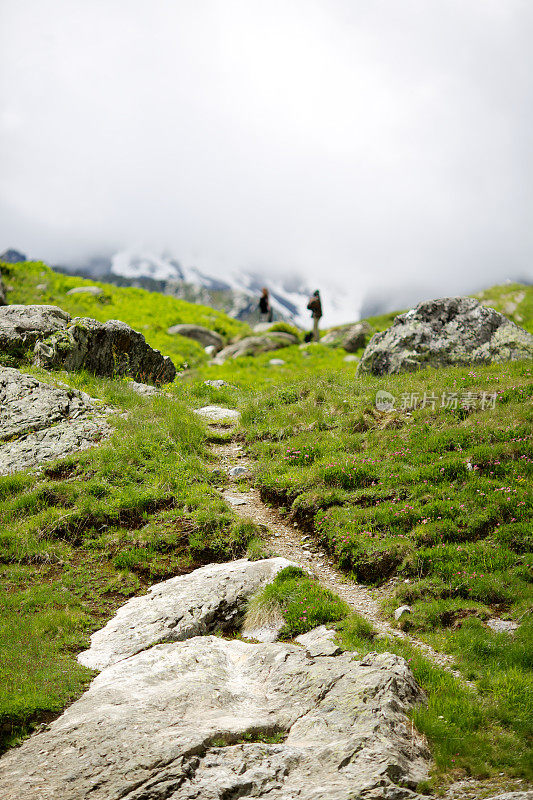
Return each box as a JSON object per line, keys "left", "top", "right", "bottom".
{"left": 295, "top": 626, "right": 341, "bottom": 657}
{"left": 0, "top": 304, "right": 70, "bottom": 358}
{"left": 0, "top": 367, "right": 112, "bottom": 475}
{"left": 487, "top": 618, "right": 519, "bottom": 634}
{"left": 66, "top": 285, "right": 104, "bottom": 296}
{"left": 322, "top": 321, "right": 371, "bottom": 352}
{"left": 229, "top": 465, "right": 250, "bottom": 479}
{"left": 194, "top": 405, "right": 241, "bottom": 423}
{"left": 78, "top": 558, "right": 295, "bottom": 670}
{"left": 214, "top": 332, "right": 298, "bottom": 362}
{"left": 34, "top": 317, "right": 176, "bottom": 385}
{"left": 167, "top": 323, "right": 224, "bottom": 352}
{"left": 359, "top": 297, "right": 533, "bottom": 375}
{"left": 0, "top": 638, "right": 430, "bottom": 800}
{"left": 128, "top": 380, "right": 160, "bottom": 396}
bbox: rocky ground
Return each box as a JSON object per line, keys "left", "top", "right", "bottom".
{"left": 0, "top": 559, "right": 432, "bottom": 800}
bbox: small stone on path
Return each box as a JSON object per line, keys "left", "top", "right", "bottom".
{"left": 194, "top": 405, "right": 240, "bottom": 423}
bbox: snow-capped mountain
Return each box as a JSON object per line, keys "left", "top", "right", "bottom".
{"left": 56, "top": 249, "right": 363, "bottom": 328}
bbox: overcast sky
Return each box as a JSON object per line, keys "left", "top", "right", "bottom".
{"left": 1, "top": 0, "right": 532, "bottom": 299}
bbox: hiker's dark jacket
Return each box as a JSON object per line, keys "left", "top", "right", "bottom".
{"left": 307, "top": 296, "right": 322, "bottom": 318}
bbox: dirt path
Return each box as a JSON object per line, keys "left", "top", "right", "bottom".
{"left": 210, "top": 432, "right": 471, "bottom": 683}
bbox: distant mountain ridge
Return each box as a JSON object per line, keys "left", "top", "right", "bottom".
{"left": 2, "top": 246, "right": 531, "bottom": 330}
{"left": 50, "top": 249, "right": 363, "bottom": 328}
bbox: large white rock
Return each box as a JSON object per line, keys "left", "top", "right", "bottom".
{"left": 0, "top": 637, "right": 430, "bottom": 799}
{"left": 78, "top": 558, "right": 294, "bottom": 670}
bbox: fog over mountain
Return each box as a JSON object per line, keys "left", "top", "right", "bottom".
{"left": 1, "top": 0, "right": 532, "bottom": 323}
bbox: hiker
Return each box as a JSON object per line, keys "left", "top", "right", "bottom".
{"left": 307, "top": 289, "right": 322, "bottom": 342}
{"left": 258, "top": 287, "right": 273, "bottom": 323}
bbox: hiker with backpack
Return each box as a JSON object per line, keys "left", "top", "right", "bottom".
{"left": 258, "top": 287, "right": 273, "bottom": 323}
{"left": 307, "top": 289, "right": 322, "bottom": 342}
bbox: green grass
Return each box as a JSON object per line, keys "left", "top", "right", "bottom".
{"left": 0, "top": 368, "right": 262, "bottom": 750}
{"left": 245, "top": 565, "right": 351, "bottom": 638}
{"left": 232, "top": 358, "right": 532, "bottom": 782}
{"left": 0, "top": 259, "right": 250, "bottom": 370}
{"left": 339, "top": 618, "right": 533, "bottom": 786}
{"left": 1, "top": 267, "right": 532, "bottom": 785}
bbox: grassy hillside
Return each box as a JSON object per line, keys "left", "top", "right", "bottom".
{"left": 180, "top": 356, "right": 533, "bottom": 785}
{"left": 0, "top": 369, "right": 263, "bottom": 750}
{"left": 0, "top": 260, "right": 250, "bottom": 369}
{"left": 0, "top": 274, "right": 531, "bottom": 791}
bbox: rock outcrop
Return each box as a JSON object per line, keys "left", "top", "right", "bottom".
{"left": 0, "top": 558, "right": 433, "bottom": 798}
{"left": 0, "top": 367, "right": 112, "bottom": 475}
{"left": 295, "top": 625, "right": 341, "bottom": 657}
{"left": 78, "top": 558, "right": 294, "bottom": 670}
{"left": 0, "top": 639, "right": 430, "bottom": 800}
{"left": 213, "top": 332, "right": 298, "bottom": 363}
{"left": 0, "top": 304, "right": 70, "bottom": 358}
{"left": 167, "top": 323, "right": 224, "bottom": 353}
{"left": 359, "top": 297, "right": 533, "bottom": 375}
{"left": 322, "top": 321, "right": 371, "bottom": 352}
{"left": 34, "top": 316, "right": 176, "bottom": 384}
{"left": 0, "top": 305, "right": 175, "bottom": 384}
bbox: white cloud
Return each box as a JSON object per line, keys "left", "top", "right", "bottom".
{"left": 0, "top": 0, "right": 532, "bottom": 296}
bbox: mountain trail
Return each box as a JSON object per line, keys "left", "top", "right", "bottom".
{"left": 208, "top": 427, "right": 473, "bottom": 686}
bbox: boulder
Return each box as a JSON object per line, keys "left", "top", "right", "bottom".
{"left": 0, "top": 639, "right": 430, "bottom": 799}
{"left": 487, "top": 618, "right": 519, "bottom": 634}
{"left": 359, "top": 297, "right": 533, "bottom": 375}
{"left": 78, "top": 558, "right": 295, "bottom": 670}
{"left": 34, "top": 317, "right": 176, "bottom": 385}
{"left": 167, "top": 323, "right": 224, "bottom": 353}
{"left": 214, "top": 332, "right": 298, "bottom": 363}
{"left": 66, "top": 286, "right": 103, "bottom": 296}
{"left": 229, "top": 465, "right": 250, "bottom": 479}
{"left": 0, "top": 304, "right": 70, "bottom": 359}
{"left": 322, "top": 321, "right": 372, "bottom": 352}
{"left": 0, "top": 367, "right": 111, "bottom": 475}
{"left": 194, "top": 405, "right": 241, "bottom": 423}
{"left": 268, "top": 358, "right": 286, "bottom": 366}
{"left": 295, "top": 625, "right": 341, "bottom": 657}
